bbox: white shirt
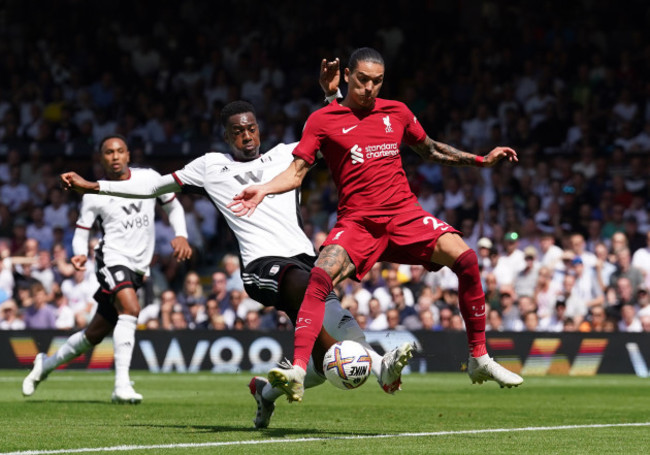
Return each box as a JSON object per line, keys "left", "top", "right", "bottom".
{"left": 55, "top": 304, "right": 76, "bottom": 330}
{"left": 79, "top": 168, "right": 186, "bottom": 275}
{"left": 32, "top": 268, "right": 55, "bottom": 294}
{"left": 352, "top": 287, "right": 373, "bottom": 315}
{"left": 60, "top": 278, "right": 97, "bottom": 316}
{"left": 565, "top": 272, "right": 602, "bottom": 320}
{"left": 462, "top": 115, "right": 498, "bottom": 149}
{"left": 372, "top": 286, "right": 415, "bottom": 312}
{"left": 538, "top": 314, "right": 564, "bottom": 332}
{"left": 535, "top": 280, "right": 562, "bottom": 319}
{"left": 618, "top": 317, "right": 642, "bottom": 333}
{"left": 99, "top": 144, "right": 316, "bottom": 268}
{"left": 541, "top": 244, "right": 564, "bottom": 270}
{"left": 367, "top": 313, "right": 388, "bottom": 331}
{"left": 632, "top": 247, "right": 650, "bottom": 287}
{"left": 443, "top": 188, "right": 465, "bottom": 211}
{"left": 0, "top": 259, "right": 14, "bottom": 298}
{"left": 0, "top": 318, "right": 25, "bottom": 330}
{"left": 493, "top": 249, "right": 526, "bottom": 287}
{"left": 525, "top": 94, "right": 555, "bottom": 128}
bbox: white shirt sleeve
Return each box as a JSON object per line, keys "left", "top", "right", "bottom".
{"left": 71, "top": 227, "right": 90, "bottom": 257}
{"left": 72, "top": 195, "right": 96, "bottom": 256}
{"left": 173, "top": 155, "right": 207, "bottom": 188}
{"left": 99, "top": 172, "right": 180, "bottom": 198}
{"left": 161, "top": 197, "right": 188, "bottom": 239}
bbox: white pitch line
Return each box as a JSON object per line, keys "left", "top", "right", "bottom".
{"left": 2, "top": 422, "right": 649, "bottom": 455}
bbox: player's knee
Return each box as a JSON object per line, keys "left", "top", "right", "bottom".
{"left": 452, "top": 248, "right": 479, "bottom": 277}
{"left": 116, "top": 302, "right": 140, "bottom": 317}
{"left": 85, "top": 326, "right": 110, "bottom": 345}
{"left": 115, "top": 289, "right": 140, "bottom": 316}
{"left": 309, "top": 266, "right": 334, "bottom": 289}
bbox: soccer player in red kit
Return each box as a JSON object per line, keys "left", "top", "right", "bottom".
{"left": 231, "top": 48, "right": 523, "bottom": 402}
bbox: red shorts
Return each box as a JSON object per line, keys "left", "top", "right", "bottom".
{"left": 321, "top": 207, "right": 461, "bottom": 281}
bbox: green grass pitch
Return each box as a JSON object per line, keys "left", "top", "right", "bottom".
{"left": 1, "top": 371, "right": 649, "bottom": 454}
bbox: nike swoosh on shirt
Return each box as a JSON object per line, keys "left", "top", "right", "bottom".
{"left": 342, "top": 125, "right": 358, "bottom": 134}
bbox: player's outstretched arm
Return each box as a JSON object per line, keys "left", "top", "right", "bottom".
{"left": 228, "top": 157, "right": 310, "bottom": 217}
{"left": 60, "top": 172, "right": 100, "bottom": 194}
{"left": 410, "top": 136, "right": 518, "bottom": 167}
{"left": 99, "top": 173, "right": 180, "bottom": 199}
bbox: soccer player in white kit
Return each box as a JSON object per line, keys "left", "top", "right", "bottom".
{"left": 23, "top": 135, "right": 192, "bottom": 403}
{"left": 60, "top": 60, "right": 414, "bottom": 427}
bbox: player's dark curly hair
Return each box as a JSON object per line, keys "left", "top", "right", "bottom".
{"left": 348, "top": 47, "right": 385, "bottom": 72}
{"left": 221, "top": 100, "right": 256, "bottom": 127}
{"left": 98, "top": 134, "right": 128, "bottom": 152}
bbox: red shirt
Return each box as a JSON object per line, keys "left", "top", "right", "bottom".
{"left": 293, "top": 98, "right": 426, "bottom": 216}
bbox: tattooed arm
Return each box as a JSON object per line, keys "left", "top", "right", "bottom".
{"left": 410, "top": 136, "right": 518, "bottom": 167}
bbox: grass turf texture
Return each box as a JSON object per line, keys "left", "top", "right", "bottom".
{"left": 1, "top": 371, "right": 649, "bottom": 454}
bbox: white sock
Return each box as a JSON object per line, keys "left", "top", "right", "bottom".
{"left": 113, "top": 314, "right": 137, "bottom": 388}
{"left": 304, "top": 357, "right": 327, "bottom": 388}
{"left": 43, "top": 330, "right": 92, "bottom": 374}
{"left": 364, "top": 347, "right": 383, "bottom": 379}
{"left": 261, "top": 381, "right": 284, "bottom": 402}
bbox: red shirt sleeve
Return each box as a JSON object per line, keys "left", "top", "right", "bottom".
{"left": 400, "top": 104, "right": 427, "bottom": 146}
{"left": 292, "top": 111, "right": 323, "bottom": 165}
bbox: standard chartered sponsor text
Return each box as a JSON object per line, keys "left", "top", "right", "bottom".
{"left": 365, "top": 142, "right": 399, "bottom": 158}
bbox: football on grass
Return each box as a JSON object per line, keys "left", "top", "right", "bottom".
{"left": 323, "top": 340, "right": 372, "bottom": 390}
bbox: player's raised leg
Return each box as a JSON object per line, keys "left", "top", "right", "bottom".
{"left": 250, "top": 299, "right": 416, "bottom": 428}
{"left": 22, "top": 319, "right": 107, "bottom": 397}
{"left": 433, "top": 233, "right": 523, "bottom": 388}
{"left": 268, "top": 258, "right": 343, "bottom": 402}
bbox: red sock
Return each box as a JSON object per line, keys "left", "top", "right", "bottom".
{"left": 452, "top": 249, "right": 487, "bottom": 358}
{"left": 293, "top": 267, "right": 332, "bottom": 370}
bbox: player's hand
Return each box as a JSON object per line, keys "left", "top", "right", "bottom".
{"left": 319, "top": 58, "right": 340, "bottom": 97}
{"left": 483, "top": 147, "right": 518, "bottom": 167}
{"left": 60, "top": 172, "right": 100, "bottom": 194}
{"left": 171, "top": 236, "right": 192, "bottom": 262}
{"left": 70, "top": 255, "right": 87, "bottom": 271}
{"left": 227, "top": 185, "right": 266, "bottom": 217}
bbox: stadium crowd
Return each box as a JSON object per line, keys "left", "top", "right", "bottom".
{"left": 1, "top": 1, "right": 649, "bottom": 333}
